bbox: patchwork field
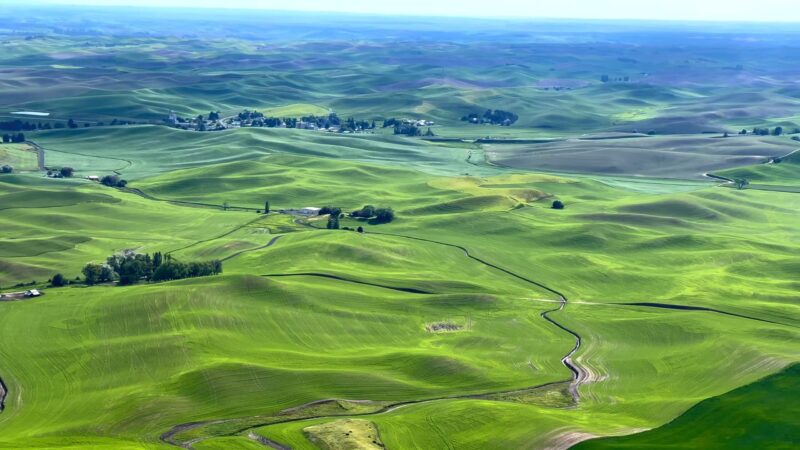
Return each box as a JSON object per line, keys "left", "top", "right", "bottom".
{"left": 0, "top": 7, "right": 799, "bottom": 450}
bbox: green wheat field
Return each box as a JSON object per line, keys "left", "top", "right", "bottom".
{"left": 0, "top": 5, "right": 798, "bottom": 450}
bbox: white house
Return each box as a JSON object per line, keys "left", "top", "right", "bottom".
{"left": 87, "top": 175, "right": 99, "bottom": 181}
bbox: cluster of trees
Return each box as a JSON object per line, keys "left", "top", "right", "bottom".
{"left": 600, "top": 74, "right": 630, "bottom": 83}
{"left": 2, "top": 133, "right": 26, "bottom": 143}
{"left": 295, "top": 113, "right": 374, "bottom": 132}
{"left": 46, "top": 167, "right": 74, "bottom": 178}
{"left": 82, "top": 251, "right": 222, "bottom": 286}
{"left": 107, "top": 119, "right": 137, "bottom": 126}
{"left": 319, "top": 205, "right": 343, "bottom": 216}
{"left": 381, "top": 118, "right": 435, "bottom": 137}
{"left": 65, "top": 118, "right": 89, "bottom": 129}
{"left": 394, "top": 124, "right": 423, "bottom": 136}
{"left": 318, "top": 206, "right": 344, "bottom": 229}
{"left": 1, "top": 165, "right": 13, "bottom": 173}
{"left": 49, "top": 273, "right": 83, "bottom": 287}
{"left": 151, "top": 259, "right": 223, "bottom": 282}
{"left": 317, "top": 205, "right": 395, "bottom": 228}
{"left": 100, "top": 174, "right": 128, "bottom": 188}
{"left": 339, "top": 117, "right": 375, "bottom": 133}
{"left": 744, "top": 127, "right": 798, "bottom": 136}
{"left": 461, "top": 110, "right": 518, "bottom": 126}
{"left": 0, "top": 119, "right": 38, "bottom": 131}
{"left": 350, "top": 205, "right": 395, "bottom": 224}
{"left": 1, "top": 119, "right": 95, "bottom": 132}
{"left": 226, "top": 111, "right": 375, "bottom": 133}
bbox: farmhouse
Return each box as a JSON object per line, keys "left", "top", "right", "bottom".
{"left": 24, "top": 289, "right": 41, "bottom": 297}
{"left": 87, "top": 175, "right": 99, "bottom": 181}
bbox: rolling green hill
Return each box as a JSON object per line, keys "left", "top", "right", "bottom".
{"left": 573, "top": 363, "right": 800, "bottom": 449}
{"left": 1, "top": 10, "right": 799, "bottom": 450}
{"left": 715, "top": 148, "right": 800, "bottom": 188}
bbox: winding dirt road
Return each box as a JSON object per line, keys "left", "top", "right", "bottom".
{"left": 221, "top": 235, "right": 284, "bottom": 262}
{"left": 160, "top": 230, "right": 589, "bottom": 449}
{"left": 366, "top": 231, "right": 588, "bottom": 400}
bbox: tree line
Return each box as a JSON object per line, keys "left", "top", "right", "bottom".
{"left": 743, "top": 126, "right": 799, "bottom": 136}
{"left": 82, "top": 251, "right": 222, "bottom": 286}
{"left": 461, "top": 109, "right": 518, "bottom": 126}
{"left": 187, "top": 110, "right": 378, "bottom": 133}
{"left": 46, "top": 167, "right": 74, "bottom": 178}
{"left": 2, "top": 133, "right": 26, "bottom": 143}
{"left": 0, "top": 118, "right": 106, "bottom": 132}
{"left": 317, "top": 204, "right": 395, "bottom": 229}
{"left": 381, "top": 118, "right": 435, "bottom": 137}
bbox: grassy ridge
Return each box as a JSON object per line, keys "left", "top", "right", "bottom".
{"left": 715, "top": 149, "right": 800, "bottom": 187}
{"left": 0, "top": 102, "right": 798, "bottom": 450}
{"left": 251, "top": 302, "right": 798, "bottom": 449}
{"left": 4, "top": 29, "right": 800, "bottom": 136}
{"left": 1, "top": 160, "right": 798, "bottom": 448}
{"left": 0, "top": 267, "right": 567, "bottom": 448}
{"left": 32, "top": 125, "right": 487, "bottom": 180}
{"left": 574, "top": 363, "right": 800, "bottom": 449}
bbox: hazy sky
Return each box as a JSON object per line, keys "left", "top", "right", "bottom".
{"left": 20, "top": 0, "right": 800, "bottom": 22}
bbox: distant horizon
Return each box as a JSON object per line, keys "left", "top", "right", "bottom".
{"left": 10, "top": 0, "right": 800, "bottom": 24}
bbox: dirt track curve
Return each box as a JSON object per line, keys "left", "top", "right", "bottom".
{"left": 160, "top": 229, "right": 588, "bottom": 449}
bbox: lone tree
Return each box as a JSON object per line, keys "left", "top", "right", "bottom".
{"left": 51, "top": 273, "right": 65, "bottom": 287}
{"left": 1, "top": 165, "right": 12, "bottom": 174}
{"left": 734, "top": 178, "right": 750, "bottom": 190}
{"left": 552, "top": 200, "right": 565, "bottom": 210}
{"left": 60, "top": 167, "right": 74, "bottom": 177}
{"left": 326, "top": 215, "right": 340, "bottom": 230}
{"left": 264, "top": 200, "right": 270, "bottom": 214}
{"left": 357, "top": 226, "right": 364, "bottom": 233}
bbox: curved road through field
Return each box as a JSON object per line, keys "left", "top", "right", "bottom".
{"left": 160, "top": 228, "right": 588, "bottom": 449}
{"left": 366, "top": 230, "right": 586, "bottom": 402}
